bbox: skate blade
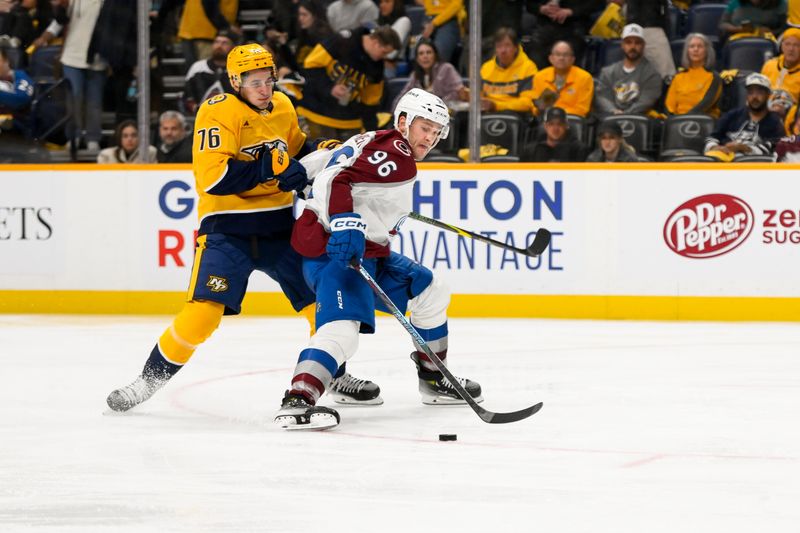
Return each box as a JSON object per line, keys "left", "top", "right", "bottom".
{"left": 421, "top": 393, "right": 484, "bottom": 406}
{"left": 276, "top": 412, "right": 339, "bottom": 431}
{"left": 328, "top": 392, "right": 384, "bottom": 406}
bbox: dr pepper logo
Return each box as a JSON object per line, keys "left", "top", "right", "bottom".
{"left": 664, "top": 194, "right": 754, "bottom": 258}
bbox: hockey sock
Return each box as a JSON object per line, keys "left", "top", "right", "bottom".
{"left": 412, "top": 322, "right": 448, "bottom": 372}
{"left": 290, "top": 321, "right": 359, "bottom": 403}
{"left": 142, "top": 344, "right": 184, "bottom": 381}
{"left": 156, "top": 300, "right": 225, "bottom": 365}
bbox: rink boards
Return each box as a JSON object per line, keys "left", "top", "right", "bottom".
{"left": 1, "top": 162, "right": 798, "bottom": 321}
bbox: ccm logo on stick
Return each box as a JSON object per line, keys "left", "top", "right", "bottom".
{"left": 663, "top": 194, "right": 754, "bottom": 258}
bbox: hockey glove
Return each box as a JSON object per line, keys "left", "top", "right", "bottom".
{"left": 326, "top": 213, "right": 367, "bottom": 267}
{"left": 260, "top": 148, "right": 309, "bottom": 193}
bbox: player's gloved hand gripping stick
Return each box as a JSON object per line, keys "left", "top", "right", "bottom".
{"left": 260, "top": 148, "right": 309, "bottom": 192}
{"left": 327, "top": 213, "right": 367, "bottom": 267}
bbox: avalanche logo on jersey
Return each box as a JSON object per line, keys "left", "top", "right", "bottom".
{"left": 241, "top": 139, "right": 290, "bottom": 160}
{"left": 206, "top": 275, "right": 229, "bottom": 292}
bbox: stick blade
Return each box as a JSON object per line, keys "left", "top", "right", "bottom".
{"left": 478, "top": 402, "right": 543, "bottom": 424}
{"left": 526, "top": 229, "right": 551, "bottom": 256}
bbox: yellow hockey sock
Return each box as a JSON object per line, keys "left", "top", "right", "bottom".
{"left": 157, "top": 300, "right": 225, "bottom": 365}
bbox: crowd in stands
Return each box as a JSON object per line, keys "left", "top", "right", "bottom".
{"left": 3, "top": 0, "right": 800, "bottom": 163}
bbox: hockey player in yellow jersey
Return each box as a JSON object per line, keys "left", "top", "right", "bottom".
{"left": 107, "top": 44, "right": 382, "bottom": 413}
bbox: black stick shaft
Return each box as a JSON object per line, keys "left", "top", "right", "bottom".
{"left": 407, "top": 212, "right": 550, "bottom": 257}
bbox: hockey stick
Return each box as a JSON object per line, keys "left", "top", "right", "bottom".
{"left": 408, "top": 212, "right": 552, "bottom": 257}
{"left": 349, "top": 258, "right": 543, "bottom": 424}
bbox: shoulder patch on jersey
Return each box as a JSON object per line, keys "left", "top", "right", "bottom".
{"left": 393, "top": 139, "right": 411, "bottom": 157}
{"left": 207, "top": 94, "right": 228, "bottom": 105}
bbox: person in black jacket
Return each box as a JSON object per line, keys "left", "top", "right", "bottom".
{"left": 296, "top": 25, "right": 400, "bottom": 140}
{"left": 704, "top": 73, "right": 784, "bottom": 161}
{"left": 521, "top": 106, "right": 587, "bottom": 161}
{"left": 525, "top": 0, "right": 603, "bottom": 68}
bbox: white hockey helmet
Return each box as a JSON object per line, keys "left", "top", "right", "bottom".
{"left": 393, "top": 88, "right": 450, "bottom": 140}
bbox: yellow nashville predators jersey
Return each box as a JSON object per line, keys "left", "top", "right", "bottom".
{"left": 192, "top": 90, "right": 307, "bottom": 236}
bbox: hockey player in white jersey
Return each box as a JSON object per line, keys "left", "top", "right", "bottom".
{"left": 275, "top": 88, "right": 483, "bottom": 430}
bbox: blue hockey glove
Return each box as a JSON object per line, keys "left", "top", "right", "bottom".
{"left": 326, "top": 213, "right": 367, "bottom": 266}
{"left": 260, "top": 148, "right": 309, "bottom": 192}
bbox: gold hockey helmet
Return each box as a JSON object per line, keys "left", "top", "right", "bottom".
{"left": 227, "top": 44, "right": 276, "bottom": 88}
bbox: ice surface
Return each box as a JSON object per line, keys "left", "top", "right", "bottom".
{"left": 1, "top": 315, "right": 799, "bottom": 532}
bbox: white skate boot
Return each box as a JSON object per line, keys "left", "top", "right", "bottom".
{"left": 106, "top": 374, "right": 167, "bottom": 412}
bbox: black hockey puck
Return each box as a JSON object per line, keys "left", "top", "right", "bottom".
{"left": 438, "top": 434, "right": 457, "bottom": 441}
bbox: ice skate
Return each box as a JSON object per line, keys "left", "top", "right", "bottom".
{"left": 328, "top": 372, "right": 383, "bottom": 405}
{"left": 106, "top": 374, "right": 167, "bottom": 412}
{"left": 411, "top": 352, "right": 483, "bottom": 405}
{"left": 274, "top": 391, "right": 340, "bottom": 430}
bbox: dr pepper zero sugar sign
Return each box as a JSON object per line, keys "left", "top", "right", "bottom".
{"left": 664, "top": 194, "right": 754, "bottom": 259}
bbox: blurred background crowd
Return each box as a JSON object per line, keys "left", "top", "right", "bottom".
{"left": 2, "top": 0, "right": 800, "bottom": 163}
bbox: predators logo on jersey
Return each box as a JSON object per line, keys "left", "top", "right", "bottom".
{"left": 192, "top": 90, "right": 308, "bottom": 236}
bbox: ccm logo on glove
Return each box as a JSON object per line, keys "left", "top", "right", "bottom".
{"left": 330, "top": 217, "right": 367, "bottom": 232}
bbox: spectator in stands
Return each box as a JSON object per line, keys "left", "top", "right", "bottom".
{"left": 297, "top": 25, "right": 400, "bottom": 139}
{"left": 161, "top": 0, "right": 240, "bottom": 65}
{"left": 790, "top": 0, "right": 800, "bottom": 27}
{"left": 295, "top": 0, "right": 333, "bottom": 66}
{"left": 378, "top": 0, "right": 410, "bottom": 51}
{"left": 417, "top": 0, "right": 464, "bottom": 65}
{"left": 38, "top": 0, "right": 106, "bottom": 153}
{"left": 531, "top": 40, "right": 593, "bottom": 118}
{"left": 88, "top": 0, "right": 137, "bottom": 123}
{"left": 377, "top": 0, "right": 411, "bottom": 77}
{"left": 184, "top": 29, "right": 236, "bottom": 114}
{"left": 393, "top": 38, "right": 463, "bottom": 109}
{"left": 155, "top": 111, "right": 192, "bottom": 163}
{"left": 29, "top": 0, "right": 66, "bottom": 50}
{"left": 0, "top": 0, "right": 54, "bottom": 51}
{"left": 265, "top": 0, "right": 300, "bottom": 47}
{"left": 664, "top": 33, "right": 723, "bottom": 118}
{"left": 482, "top": 0, "right": 524, "bottom": 37}
{"left": 521, "top": 106, "right": 587, "bottom": 161}
{"left": 768, "top": 88, "right": 795, "bottom": 118}
{"left": 462, "top": 27, "right": 538, "bottom": 114}
{"left": 719, "top": 0, "right": 787, "bottom": 43}
{"left": 0, "top": 44, "right": 33, "bottom": 135}
{"left": 623, "top": 0, "right": 676, "bottom": 79}
{"left": 97, "top": 119, "right": 157, "bottom": 163}
{"left": 327, "top": 0, "right": 379, "bottom": 33}
{"left": 704, "top": 72, "right": 784, "bottom": 161}
{"left": 524, "top": 0, "right": 603, "bottom": 69}
{"left": 774, "top": 108, "right": 800, "bottom": 158}
{"left": 762, "top": 28, "right": 800, "bottom": 104}
{"left": 594, "top": 24, "right": 663, "bottom": 118}
{"left": 585, "top": 121, "right": 639, "bottom": 161}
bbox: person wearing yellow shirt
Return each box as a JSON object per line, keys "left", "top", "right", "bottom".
{"left": 531, "top": 40, "right": 593, "bottom": 118}
{"left": 664, "top": 33, "right": 723, "bottom": 117}
{"left": 476, "top": 27, "right": 538, "bottom": 113}
{"left": 417, "top": 0, "right": 463, "bottom": 64}
{"left": 106, "top": 44, "right": 381, "bottom": 414}
{"left": 175, "top": 0, "right": 241, "bottom": 65}
{"left": 761, "top": 28, "right": 800, "bottom": 104}
{"left": 790, "top": 0, "right": 800, "bottom": 26}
